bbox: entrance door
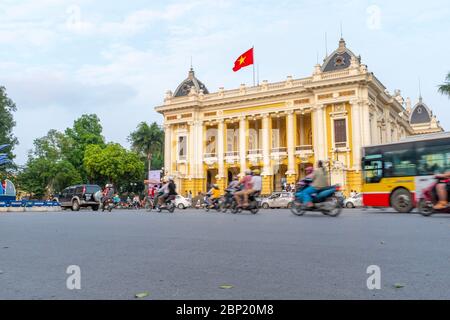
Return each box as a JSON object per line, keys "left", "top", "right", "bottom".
{"left": 207, "top": 169, "right": 218, "bottom": 189}
{"left": 273, "top": 164, "right": 287, "bottom": 191}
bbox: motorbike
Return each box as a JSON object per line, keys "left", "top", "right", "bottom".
{"left": 290, "top": 179, "right": 343, "bottom": 217}
{"left": 101, "top": 198, "right": 115, "bottom": 212}
{"left": 221, "top": 188, "right": 238, "bottom": 213}
{"left": 203, "top": 194, "right": 221, "bottom": 212}
{"left": 156, "top": 195, "right": 176, "bottom": 213}
{"left": 418, "top": 178, "right": 450, "bottom": 216}
{"left": 230, "top": 192, "right": 260, "bottom": 214}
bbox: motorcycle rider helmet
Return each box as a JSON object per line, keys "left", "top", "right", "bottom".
{"left": 252, "top": 169, "right": 261, "bottom": 175}
{"left": 245, "top": 169, "right": 252, "bottom": 175}
{"left": 213, "top": 184, "right": 219, "bottom": 189}
{"left": 168, "top": 176, "right": 174, "bottom": 182}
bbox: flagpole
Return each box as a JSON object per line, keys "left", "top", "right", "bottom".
{"left": 252, "top": 46, "right": 256, "bottom": 87}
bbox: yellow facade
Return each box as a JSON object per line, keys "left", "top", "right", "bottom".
{"left": 156, "top": 38, "right": 418, "bottom": 196}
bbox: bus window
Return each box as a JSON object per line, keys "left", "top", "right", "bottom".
{"left": 416, "top": 145, "right": 450, "bottom": 175}
{"left": 383, "top": 148, "right": 416, "bottom": 177}
{"left": 363, "top": 158, "right": 383, "bottom": 183}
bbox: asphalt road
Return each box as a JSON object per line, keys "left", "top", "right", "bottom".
{"left": 1, "top": 207, "right": 450, "bottom": 300}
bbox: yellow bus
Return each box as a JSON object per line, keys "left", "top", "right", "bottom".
{"left": 362, "top": 132, "right": 450, "bottom": 213}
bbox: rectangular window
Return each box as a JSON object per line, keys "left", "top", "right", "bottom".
{"left": 178, "top": 136, "right": 187, "bottom": 160}
{"left": 416, "top": 143, "right": 450, "bottom": 175}
{"left": 363, "top": 155, "right": 383, "bottom": 183}
{"left": 334, "top": 119, "right": 347, "bottom": 148}
{"left": 383, "top": 148, "right": 416, "bottom": 177}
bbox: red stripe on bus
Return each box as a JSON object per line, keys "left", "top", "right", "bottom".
{"left": 363, "top": 193, "right": 390, "bottom": 207}
{"left": 363, "top": 192, "right": 417, "bottom": 207}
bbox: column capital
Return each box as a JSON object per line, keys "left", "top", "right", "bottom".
{"left": 238, "top": 115, "right": 247, "bottom": 121}
{"left": 313, "top": 104, "right": 325, "bottom": 110}
{"left": 285, "top": 109, "right": 294, "bottom": 115}
{"left": 164, "top": 124, "right": 171, "bottom": 130}
{"left": 349, "top": 98, "right": 363, "bottom": 106}
{"left": 262, "top": 113, "right": 270, "bottom": 119}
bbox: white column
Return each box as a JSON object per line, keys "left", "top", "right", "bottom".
{"left": 195, "top": 121, "right": 203, "bottom": 178}
{"left": 164, "top": 124, "right": 172, "bottom": 176}
{"left": 362, "top": 102, "right": 371, "bottom": 146}
{"left": 262, "top": 114, "right": 271, "bottom": 175}
{"left": 188, "top": 122, "right": 195, "bottom": 177}
{"left": 312, "top": 105, "right": 326, "bottom": 162}
{"left": 286, "top": 111, "right": 295, "bottom": 175}
{"left": 351, "top": 100, "right": 362, "bottom": 170}
{"left": 217, "top": 120, "right": 225, "bottom": 178}
{"left": 239, "top": 116, "right": 247, "bottom": 174}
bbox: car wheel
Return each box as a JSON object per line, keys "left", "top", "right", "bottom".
{"left": 72, "top": 200, "right": 80, "bottom": 211}
{"left": 91, "top": 205, "right": 99, "bottom": 211}
{"left": 345, "top": 202, "right": 355, "bottom": 209}
{"left": 391, "top": 188, "right": 413, "bottom": 213}
{"left": 287, "top": 202, "right": 293, "bottom": 209}
{"left": 262, "top": 203, "right": 269, "bottom": 209}
{"left": 177, "top": 203, "right": 185, "bottom": 209}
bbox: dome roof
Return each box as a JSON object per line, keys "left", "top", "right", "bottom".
{"left": 173, "top": 68, "right": 209, "bottom": 97}
{"left": 321, "top": 38, "right": 359, "bottom": 72}
{"left": 410, "top": 97, "right": 432, "bottom": 124}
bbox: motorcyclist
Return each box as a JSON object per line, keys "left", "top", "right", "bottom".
{"left": 250, "top": 169, "right": 262, "bottom": 196}
{"left": 234, "top": 169, "right": 255, "bottom": 208}
{"left": 301, "top": 160, "right": 328, "bottom": 208}
{"left": 157, "top": 177, "right": 169, "bottom": 207}
{"left": 206, "top": 184, "right": 221, "bottom": 207}
{"left": 295, "top": 166, "right": 314, "bottom": 200}
{"left": 227, "top": 176, "right": 240, "bottom": 190}
{"left": 159, "top": 176, "right": 177, "bottom": 207}
{"left": 102, "top": 184, "right": 114, "bottom": 207}
{"left": 433, "top": 171, "right": 450, "bottom": 209}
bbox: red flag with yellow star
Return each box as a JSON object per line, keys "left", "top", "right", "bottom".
{"left": 232, "top": 47, "right": 254, "bottom": 72}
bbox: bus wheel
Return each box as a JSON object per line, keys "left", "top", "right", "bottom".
{"left": 391, "top": 189, "right": 413, "bottom": 213}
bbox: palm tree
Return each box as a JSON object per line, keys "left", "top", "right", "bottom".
{"left": 128, "top": 122, "right": 164, "bottom": 174}
{"left": 438, "top": 72, "right": 450, "bottom": 98}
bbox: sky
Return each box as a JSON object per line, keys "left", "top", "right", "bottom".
{"left": 1, "top": 0, "right": 449, "bottom": 165}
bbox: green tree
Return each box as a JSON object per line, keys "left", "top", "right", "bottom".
{"left": 128, "top": 122, "right": 164, "bottom": 173}
{"left": 17, "top": 130, "right": 82, "bottom": 197}
{"left": 438, "top": 72, "right": 450, "bottom": 98}
{"left": 84, "top": 143, "right": 144, "bottom": 188}
{"left": 65, "top": 114, "right": 105, "bottom": 181}
{"left": 0, "top": 86, "right": 18, "bottom": 170}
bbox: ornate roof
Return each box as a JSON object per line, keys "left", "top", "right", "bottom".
{"left": 321, "top": 38, "right": 360, "bottom": 72}
{"left": 410, "top": 97, "right": 432, "bottom": 124}
{"left": 173, "top": 68, "right": 209, "bottom": 97}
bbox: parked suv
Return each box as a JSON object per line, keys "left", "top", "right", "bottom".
{"left": 56, "top": 184, "right": 102, "bottom": 211}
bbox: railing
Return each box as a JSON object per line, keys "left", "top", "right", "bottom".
{"left": 271, "top": 147, "right": 287, "bottom": 153}
{"left": 247, "top": 149, "right": 262, "bottom": 155}
{"left": 334, "top": 142, "right": 347, "bottom": 149}
{"left": 204, "top": 152, "right": 217, "bottom": 158}
{"left": 320, "top": 70, "right": 350, "bottom": 80}
{"left": 224, "top": 151, "right": 239, "bottom": 157}
{"left": 165, "top": 77, "right": 315, "bottom": 105}
{"left": 295, "top": 145, "right": 313, "bottom": 152}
